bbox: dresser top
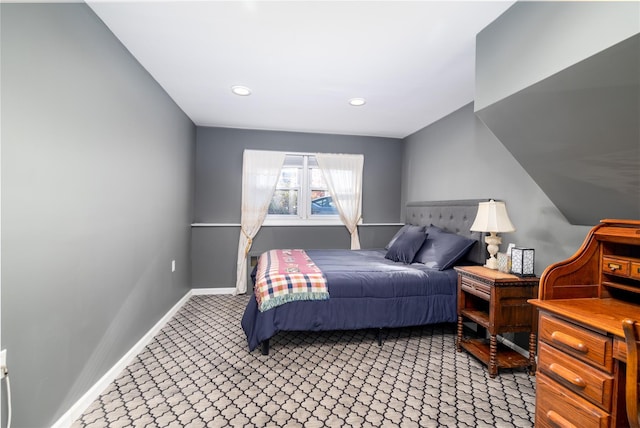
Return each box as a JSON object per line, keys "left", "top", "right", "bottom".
{"left": 529, "top": 297, "right": 640, "bottom": 338}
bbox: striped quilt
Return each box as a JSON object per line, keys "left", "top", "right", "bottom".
{"left": 255, "top": 249, "right": 329, "bottom": 312}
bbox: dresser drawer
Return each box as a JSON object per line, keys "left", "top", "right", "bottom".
{"left": 535, "top": 373, "right": 610, "bottom": 428}
{"left": 631, "top": 261, "right": 640, "bottom": 279}
{"left": 538, "top": 342, "right": 613, "bottom": 411}
{"left": 602, "top": 256, "right": 630, "bottom": 276}
{"left": 539, "top": 313, "right": 613, "bottom": 372}
{"left": 460, "top": 276, "right": 490, "bottom": 300}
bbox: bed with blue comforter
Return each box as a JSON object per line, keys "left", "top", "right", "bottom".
{"left": 241, "top": 199, "right": 488, "bottom": 354}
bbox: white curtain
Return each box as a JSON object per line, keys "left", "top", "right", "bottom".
{"left": 316, "top": 153, "right": 364, "bottom": 249}
{"left": 235, "top": 150, "right": 286, "bottom": 294}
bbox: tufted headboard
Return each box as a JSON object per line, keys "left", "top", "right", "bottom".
{"left": 405, "top": 199, "right": 489, "bottom": 266}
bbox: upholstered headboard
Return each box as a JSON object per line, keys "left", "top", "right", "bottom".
{"left": 405, "top": 199, "right": 489, "bottom": 266}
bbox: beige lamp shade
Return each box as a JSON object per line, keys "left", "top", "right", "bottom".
{"left": 470, "top": 200, "right": 515, "bottom": 269}
{"left": 470, "top": 200, "right": 515, "bottom": 233}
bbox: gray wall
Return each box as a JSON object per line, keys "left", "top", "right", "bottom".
{"left": 477, "top": 34, "right": 639, "bottom": 225}
{"left": 193, "top": 127, "right": 403, "bottom": 288}
{"left": 475, "top": 1, "right": 639, "bottom": 111}
{"left": 1, "top": 4, "right": 195, "bottom": 427}
{"left": 475, "top": 2, "right": 640, "bottom": 225}
{"left": 402, "top": 103, "right": 591, "bottom": 275}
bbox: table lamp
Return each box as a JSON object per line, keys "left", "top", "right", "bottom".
{"left": 470, "top": 200, "right": 515, "bottom": 270}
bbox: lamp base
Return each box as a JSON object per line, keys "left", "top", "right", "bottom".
{"left": 484, "top": 257, "right": 499, "bottom": 270}
{"left": 483, "top": 232, "right": 502, "bottom": 270}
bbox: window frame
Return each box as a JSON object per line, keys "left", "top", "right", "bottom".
{"left": 263, "top": 152, "right": 347, "bottom": 226}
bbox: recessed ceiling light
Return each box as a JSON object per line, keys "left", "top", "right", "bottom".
{"left": 349, "top": 98, "right": 366, "bottom": 106}
{"left": 231, "top": 85, "right": 251, "bottom": 96}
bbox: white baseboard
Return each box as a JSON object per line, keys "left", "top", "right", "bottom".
{"left": 192, "top": 287, "right": 236, "bottom": 295}
{"left": 52, "top": 290, "right": 194, "bottom": 428}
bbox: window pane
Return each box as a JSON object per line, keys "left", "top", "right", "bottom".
{"left": 268, "top": 190, "right": 298, "bottom": 215}
{"left": 310, "top": 191, "right": 338, "bottom": 215}
{"left": 283, "top": 154, "right": 304, "bottom": 168}
{"left": 311, "top": 189, "right": 329, "bottom": 200}
{"left": 309, "top": 168, "right": 326, "bottom": 188}
{"left": 309, "top": 167, "right": 338, "bottom": 216}
{"left": 276, "top": 167, "right": 300, "bottom": 188}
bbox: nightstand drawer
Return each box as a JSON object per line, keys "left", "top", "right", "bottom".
{"left": 460, "top": 276, "right": 490, "bottom": 300}
{"left": 536, "top": 373, "right": 610, "bottom": 428}
{"left": 539, "top": 313, "right": 613, "bottom": 372}
{"left": 538, "top": 342, "right": 613, "bottom": 411}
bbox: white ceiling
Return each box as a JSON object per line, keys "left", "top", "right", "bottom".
{"left": 87, "top": 1, "right": 515, "bottom": 138}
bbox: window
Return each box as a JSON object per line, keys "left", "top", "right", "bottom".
{"left": 309, "top": 166, "right": 337, "bottom": 216}
{"left": 266, "top": 154, "right": 340, "bottom": 223}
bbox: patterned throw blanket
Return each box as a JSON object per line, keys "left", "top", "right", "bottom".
{"left": 255, "top": 249, "right": 329, "bottom": 312}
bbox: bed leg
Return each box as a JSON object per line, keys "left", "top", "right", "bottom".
{"left": 377, "top": 329, "right": 383, "bottom": 346}
{"left": 261, "top": 339, "right": 270, "bottom": 356}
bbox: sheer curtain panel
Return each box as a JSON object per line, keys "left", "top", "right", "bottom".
{"left": 235, "top": 150, "right": 286, "bottom": 294}
{"left": 316, "top": 153, "right": 364, "bottom": 249}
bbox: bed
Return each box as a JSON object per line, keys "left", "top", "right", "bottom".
{"left": 241, "top": 199, "right": 488, "bottom": 354}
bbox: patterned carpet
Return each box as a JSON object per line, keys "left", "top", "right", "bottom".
{"left": 72, "top": 295, "right": 536, "bottom": 427}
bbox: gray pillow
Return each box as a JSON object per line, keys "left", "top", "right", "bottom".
{"left": 413, "top": 225, "right": 477, "bottom": 270}
{"left": 385, "top": 224, "right": 425, "bottom": 250}
{"left": 385, "top": 229, "right": 427, "bottom": 264}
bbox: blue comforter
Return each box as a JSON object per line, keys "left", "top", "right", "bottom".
{"left": 241, "top": 249, "right": 458, "bottom": 351}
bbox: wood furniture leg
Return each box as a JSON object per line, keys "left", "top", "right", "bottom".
{"left": 456, "top": 315, "right": 463, "bottom": 352}
{"left": 623, "top": 319, "right": 639, "bottom": 428}
{"left": 529, "top": 332, "right": 537, "bottom": 375}
{"left": 489, "top": 334, "right": 498, "bottom": 378}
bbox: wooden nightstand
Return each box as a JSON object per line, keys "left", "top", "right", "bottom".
{"left": 455, "top": 265, "right": 539, "bottom": 377}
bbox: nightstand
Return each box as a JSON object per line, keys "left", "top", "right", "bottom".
{"left": 455, "top": 265, "right": 539, "bottom": 377}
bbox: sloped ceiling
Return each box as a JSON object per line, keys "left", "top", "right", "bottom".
{"left": 476, "top": 34, "right": 640, "bottom": 225}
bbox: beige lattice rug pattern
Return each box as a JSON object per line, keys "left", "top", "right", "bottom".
{"left": 72, "top": 295, "right": 536, "bottom": 427}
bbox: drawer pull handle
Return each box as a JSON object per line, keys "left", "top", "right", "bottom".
{"left": 608, "top": 263, "right": 622, "bottom": 271}
{"left": 551, "top": 331, "right": 588, "bottom": 354}
{"left": 546, "top": 410, "right": 577, "bottom": 428}
{"left": 548, "top": 363, "right": 587, "bottom": 389}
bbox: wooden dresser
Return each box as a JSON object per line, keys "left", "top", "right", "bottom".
{"left": 529, "top": 219, "right": 640, "bottom": 428}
